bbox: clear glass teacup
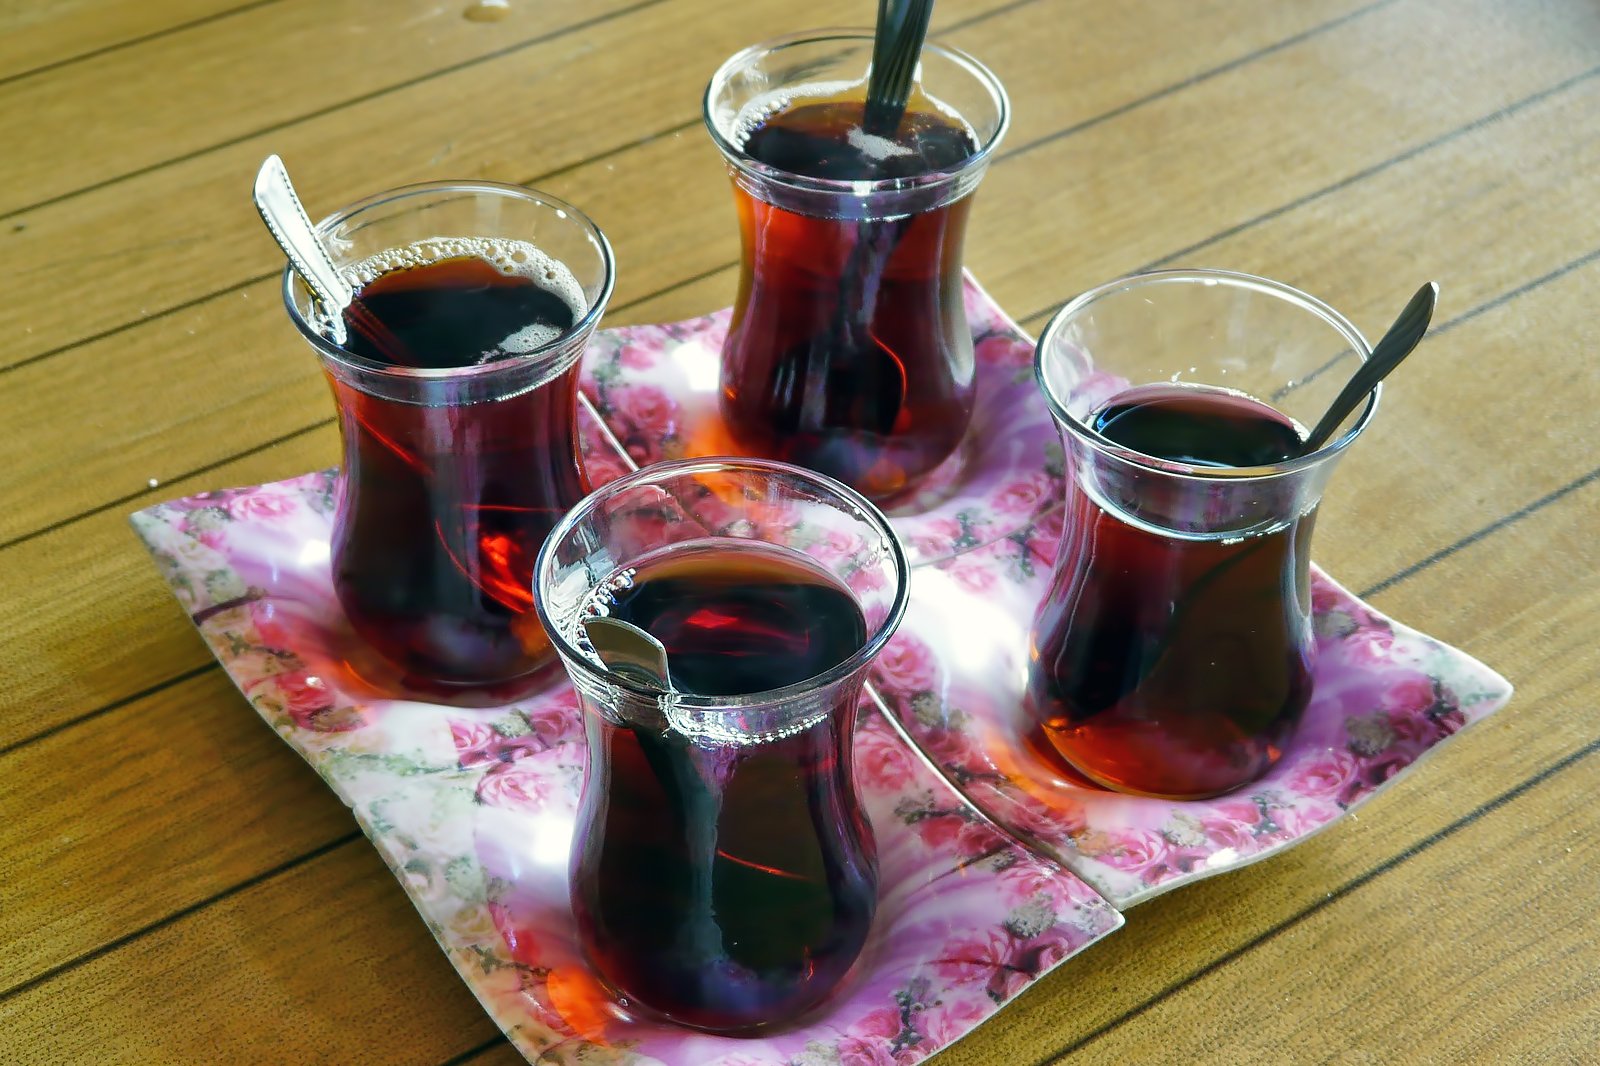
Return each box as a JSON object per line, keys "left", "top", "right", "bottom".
{"left": 1028, "top": 269, "right": 1378, "bottom": 799}
{"left": 704, "top": 31, "right": 1009, "bottom": 500}
{"left": 281, "top": 180, "right": 614, "bottom": 692}
{"left": 534, "top": 457, "right": 909, "bottom": 1032}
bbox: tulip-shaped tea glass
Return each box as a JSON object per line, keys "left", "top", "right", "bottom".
{"left": 1029, "top": 270, "right": 1378, "bottom": 800}
{"left": 535, "top": 457, "right": 910, "bottom": 1032}
{"left": 704, "top": 32, "right": 1009, "bottom": 500}
{"left": 282, "top": 181, "right": 614, "bottom": 691}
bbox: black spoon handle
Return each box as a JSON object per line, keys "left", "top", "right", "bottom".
{"left": 1301, "top": 281, "right": 1438, "bottom": 454}
{"left": 864, "top": 0, "right": 936, "bottom": 136}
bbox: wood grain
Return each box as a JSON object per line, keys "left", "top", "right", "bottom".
{"left": 0, "top": 0, "right": 259, "bottom": 81}
{"left": 0, "top": 0, "right": 1035, "bottom": 367}
{"left": 2, "top": 0, "right": 1597, "bottom": 1061}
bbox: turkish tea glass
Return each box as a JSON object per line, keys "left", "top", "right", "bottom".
{"left": 704, "top": 32, "right": 1009, "bottom": 501}
{"left": 282, "top": 181, "right": 614, "bottom": 691}
{"left": 534, "top": 457, "right": 910, "bottom": 1033}
{"left": 1029, "top": 270, "right": 1378, "bottom": 800}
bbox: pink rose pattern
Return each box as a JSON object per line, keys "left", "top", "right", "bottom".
{"left": 130, "top": 281, "right": 1509, "bottom": 1061}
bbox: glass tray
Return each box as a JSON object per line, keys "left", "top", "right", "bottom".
{"left": 131, "top": 276, "right": 1510, "bottom": 1063}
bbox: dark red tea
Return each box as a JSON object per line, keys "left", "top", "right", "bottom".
{"left": 1025, "top": 383, "right": 1315, "bottom": 799}
{"left": 326, "top": 238, "right": 589, "bottom": 687}
{"left": 721, "top": 96, "right": 981, "bottom": 500}
{"left": 570, "top": 541, "right": 878, "bottom": 1032}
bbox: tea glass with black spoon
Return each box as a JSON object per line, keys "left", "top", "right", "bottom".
{"left": 1027, "top": 270, "right": 1435, "bottom": 800}
{"left": 703, "top": 5, "right": 1010, "bottom": 500}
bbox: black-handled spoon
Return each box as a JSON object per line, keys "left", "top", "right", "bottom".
{"left": 863, "top": 0, "right": 936, "bottom": 136}
{"left": 1300, "top": 281, "right": 1439, "bottom": 454}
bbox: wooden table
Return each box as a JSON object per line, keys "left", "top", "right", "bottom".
{"left": 3, "top": 0, "right": 1597, "bottom": 1061}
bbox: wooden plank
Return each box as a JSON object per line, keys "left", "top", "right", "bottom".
{"left": 0, "top": 0, "right": 647, "bottom": 216}
{"left": 1, "top": 0, "right": 1585, "bottom": 543}
{"left": 1057, "top": 729, "right": 1600, "bottom": 1062}
{"left": 0, "top": 840, "right": 499, "bottom": 1065}
{"left": 0, "top": 0, "right": 258, "bottom": 81}
{"left": 1, "top": 474, "right": 1591, "bottom": 1061}
{"left": 0, "top": 669, "right": 352, "bottom": 989}
{"left": 0, "top": 427, "right": 338, "bottom": 750}
{"left": 0, "top": 0, "right": 1038, "bottom": 364}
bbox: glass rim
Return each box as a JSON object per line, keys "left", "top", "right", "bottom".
{"left": 534, "top": 456, "right": 912, "bottom": 712}
{"left": 702, "top": 29, "right": 1011, "bottom": 198}
{"left": 280, "top": 179, "right": 616, "bottom": 382}
{"left": 1035, "top": 268, "right": 1379, "bottom": 482}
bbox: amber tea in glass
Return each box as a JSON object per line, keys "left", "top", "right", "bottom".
{"left": 281, "top": 182, "right": 614, "bottom": 690}
{"left": 1029, "top": 270, "right": 1378, "bottom": 799}
{"left": 535, "top": 458, "right": 910, "bottom": 1032}
{"left": 705, "top": 33, "right": 1008, "bottom": 500}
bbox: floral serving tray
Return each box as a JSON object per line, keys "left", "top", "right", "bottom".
{"left": 133, "top": 276, "right": 1509, "bottom": 1062}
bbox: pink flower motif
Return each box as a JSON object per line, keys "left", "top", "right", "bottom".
{"left": 450, "top": 716, "right": 549, "bottom": 769}
{"left": 1005, "top": 795, "right": 1086, "bottom": 842}
{"left": 1343, "top": 626, "right": 1397, "bottom": 666}
{"left": 522, "top": 693, "right": 583, "bottom": 746}
{"left": 915, "top": 812, "right": 968, "bottom": 851}
{"left": 608, "top": 384, "right": 677, "bottom": 442}
{"left": 847, "top": 564, "right": 890, "bottom": 595}
{"left": 998, "top": 861, "right": 1074, "bottom": 911}
{"left": 476, "top": 758, "right": 556, "bottom": 812}
{"left": 1311, "top": 580, "right": 1347, "bottom": 614}
{"left": 908, "top": 517, "right": 963, "bottom": 558}
{"left": 836, "top": 1037, "right": 897, "bottom": 1066}
{"left": 1286, "top": 749, "right": 1361, "bottom": 802}
{"left": 812, "top": 527, "right": 868, "bottom": 563}
{"left": 582, "top": 449, "right": 632, "bottom": 489}
{"left": 1025, "top": 507, "right": 1067, "bottom": 565}
{"left": 1094, "top": 828, "right": 1171, "bottom": 876}
{"left": 854, "top": 722, "right": 917, "bottom": 793}
{"left": 249, "top": 599, "right": 296, "bottom": 649}
{"left": 991, "top": 473, "right": 1055, "bottom": 516}
{"left": 954, "top": 818, "right": 1008, "bottom": 858}
{"left": 943, "top": 559, "right": 997, "bottom": 595}
{"left": 1026, "top": 927, "right": 1082, "bottom": 973}
{"left": 923, "top": 726, "right": 987, "bottom": 775}
{"left": 262, "top": 668, "right": 361, "bottom": 732}
{"left": 617, "top": 342, "right": 657, "bottom": 370}
{"left": 1198, "top": 804, "right": 1263, "bottom": 856}
{"left": 988, "top": 965, "right": 1032, "bottom": 1002}
{"left": 1382, "top": 674, "right": 1437, "bottom": 717}
{"left": 227, "top": 490, "right": 300, "bottom": 522}
{"left": 933, "top": 930, "right": 1011, "bottom": 985}
{"left": 917, "top": 995, "right": 989, "bottom": 1047}
{"left": 874, "top": 635, "right": 939, "bottom": 696}
{"left": 1268, "top": 800, "right": 1341, "bottom": 838}
{"left": 449, "top": 719, "right": 497, "bottom": 752}
{"left": 975, "top": 334, "right": 1031, "bottom": 368}
{"left": 849, "top": 1007, "right": 903, "bottom": 1041}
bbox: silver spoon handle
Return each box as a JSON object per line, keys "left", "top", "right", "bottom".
{"left": 252, "top": 154, "right": 353, "bottom": 343}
